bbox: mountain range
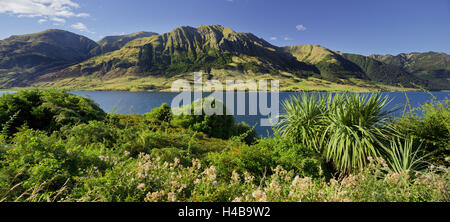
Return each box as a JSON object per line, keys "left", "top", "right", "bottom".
{"left": 0, "top": 25, "right": 448, "bottom": 91}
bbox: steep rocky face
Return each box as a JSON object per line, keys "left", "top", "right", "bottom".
{"left": 0, "top": 29, "right": 98, "bottom": 87}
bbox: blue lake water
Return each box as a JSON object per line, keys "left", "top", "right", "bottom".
{"left": 1, "top": 91, "right": 449, "bottom": 137}
{"left": 71, "top": 91, "right": 449, "bottom": 137}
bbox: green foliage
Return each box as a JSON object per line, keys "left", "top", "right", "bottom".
{"left": 173, "top": 98, "right": 236, "bottom": 139}
{"left": 0, "top": 89, "right": 448, "bottom": 202}
{"left": 277, "top": 92, "right": 394, "bottom": 174}
{"left": 1, "top": 110, "right": 20, "bottom": 139}
{"left": 276, "top": 93, "right": 328, "bottom": 152}
{"left": 0, "top": 128, "right": 109, "bottom": 201}
{"left": 144, "top": 103, "right": 173, "bottom": 122}
{"left": 208, "top": 136, "right": 325, "bottom": 181}
{"left": 323, "top": 93, "right": 393, "bottom": 174}
{"left": 235, "top": 122, "right": 259, "bottom": 145}
{"left": 0, "top": 89, "right": 106, "bottom": 135}
{"left": 395, "top": 98, "right": 449, "bottom": 165}
{"left": 385, "top": 136, "right": 428, "bottom": 173}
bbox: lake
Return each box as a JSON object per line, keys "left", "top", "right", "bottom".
{"left": 1, "top": 91, "right": 448, "bottom": 137}
{"left": 70, "top": 91, "right": 449, "bottom": 137}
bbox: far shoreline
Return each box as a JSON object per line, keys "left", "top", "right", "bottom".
{"left": 0, "top": 87, "right": 435, "bottom": 94}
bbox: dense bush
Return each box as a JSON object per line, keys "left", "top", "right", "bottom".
{"left": 0, "top": 89, "right": 106, "bottom": 136}
{"left": 144, "top": 103, "right": 173, "bottom": 123}
{"left": 173, "top": 98, "right": 236, "bottom": 139}
{"left": 208, "top": 135, "right": 327, "bottom": 181}
{"left": 235, "top": 122, "right": 259, "bottom": 145}
{"left": 395, "top": 99, "right": 449, "bottom": 165}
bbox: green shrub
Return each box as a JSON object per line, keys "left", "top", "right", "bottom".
{"left": 277, "top": 92, "right": 394, "bottom": 174}
{"left": 0, "top": 89, "right": 106, "bottom": 135}
{"left": 235, "top": 122, "right": 259, "bottom": 145}
{"left": 144, "top": 103, "right": 173, "bottom": 123}
{"left": 0, "top": 128, "right": 108, "bottom": 201}
{"left": 385, "top": 136, "right": 428, "bottom": 173}
{"left": 173, "top": 98, "right": 236, "bottom": 139}
{"left": 395, "top": 99, "right": 449, "bottom": 165}
{"left": 323, "top": 93, "right": 393, "bottom": 174}
{"left": 276, "top": 93, "right": 328, "bottom": 151}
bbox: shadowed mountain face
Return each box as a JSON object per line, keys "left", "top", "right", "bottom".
{"left": 370, "top": 52, "right": 450, "bottom": 90}
{"left": 283, "top": 45, "right": 428, "bottom": 88}
{"left": 0, "top": 25, "right": 448, "bottom": 90}
{"left": 90, "top": 32, "right": 159, "bottom": 56}
{"left": 0, "top": 29, "right": 99, "bottom": 87}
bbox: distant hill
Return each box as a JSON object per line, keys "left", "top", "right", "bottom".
{"left": 90, "top": 32, "right": 158, "bottom": 56}
{"left": 370, "top": 52, "right": 450, "bottom": 90}
{"left": 283, "top": 45, "right": 366, "bottom": 80}
{"left": 283, "top": 45, "right": 428, "bottom": 88}
{"left": 0, "top": 26, "right": 448, "bottom": 91}
{"left": 0, "top": 29, "right": 98, "bottom": 87}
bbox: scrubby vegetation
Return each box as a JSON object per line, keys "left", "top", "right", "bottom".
{"left": 0, "top": 90, "right": 448, "bottom": 202}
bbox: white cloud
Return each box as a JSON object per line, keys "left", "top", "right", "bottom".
{"left": 38, "top": 18, "right": 47, "bottom": 24}
{"left": 270, "top": 37, "right": 277, "bottom": 41}
{"left": 0, "top": 0, "right": 89, "bottom": 23}
{"left": 296, "top": 24, "right": 307, "bottom": 31}
{"left": 51, "top": 17, "right": 66, "bottom": 24}
{"left": 71, "top": 22, "right": 93, "bottom": 33}
{"left": 284, "top": 37, "right": 293, "bottom": 41}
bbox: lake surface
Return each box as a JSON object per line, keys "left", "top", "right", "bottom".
{"left": 1, "top": 91, "right": 448, "bottom": 137}
{"left": 70, "top": 91, "right": 449, "bottom": 137}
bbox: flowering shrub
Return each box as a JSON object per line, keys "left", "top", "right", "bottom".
{"left": 69, "top": 156, "right": 449, "bottom": 202}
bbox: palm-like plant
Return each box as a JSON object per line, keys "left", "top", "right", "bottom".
{"left": 385, "top": 136, "right": 428, "bottom": 173}
{"left": 275, "top": 93, "right": 329, "bottom": 152}
{"left": 322, "top": 93, "right": 393, "bottom": 174}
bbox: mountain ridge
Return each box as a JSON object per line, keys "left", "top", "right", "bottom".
{"left": 1, "top": 26, "right": 448, "bottom": 91}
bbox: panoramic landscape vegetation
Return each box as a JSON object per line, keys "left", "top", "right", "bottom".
{"left": 0, "top": 0, "right": 449, "bottom": 204}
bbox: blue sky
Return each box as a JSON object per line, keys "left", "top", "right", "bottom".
{"left": 0, "top": 0, "right": 449, "bottom": 55}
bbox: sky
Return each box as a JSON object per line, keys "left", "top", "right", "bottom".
{"left": 0, "top": 0, "right": 449, "bottom": 56}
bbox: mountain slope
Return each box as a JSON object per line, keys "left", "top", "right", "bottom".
{"left": 283, "top": 45, "right": 365, "bottom": 81}
{"left": 90, "top": 32, "right": 158, "bottom": 56}
{"left": 341, "top": 53, "right": 428, "bottom": 88}
{"left": 283, "top": 45, "right": 428, "bottom": 88}
{"left": 40, "top": 25, "right": 318, "bottom": 81}
{"left": 370, "top": 52, "right": 450, "bottom": 90}
{"left": 0, "top": 26, "right": 448, "bottom": 91}
{"left": 0, "top": 29, "right": 98, "bottom": 87}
